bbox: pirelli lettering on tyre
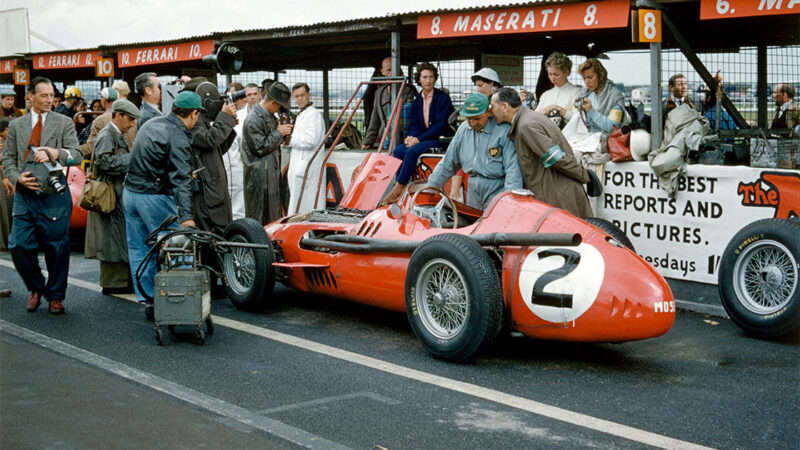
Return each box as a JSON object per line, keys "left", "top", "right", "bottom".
{"left": 735, "top": 234, "right": 764, "bottom": 255}
{"left": 518, "top": 244, "right": 604, "bottom": 323}
{"left": 409, "top": 287, "right": 419, "bottom": 316}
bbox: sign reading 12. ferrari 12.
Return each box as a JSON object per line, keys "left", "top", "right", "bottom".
{"left": 417, "top": 0, "right": 630, "bottom": 39}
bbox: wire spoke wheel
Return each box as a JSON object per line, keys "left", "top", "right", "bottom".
{"left": 222, "top": 218, "right": 274, "bottom": 311}
{"left": 417, "top": 259, "right": 469, "bottom": 339}
{"left": 734, "top": 239, "right": 797, "bottom": 315}
{"left": 224, "top": 235, "right": 256, "bottom": 295}
{"left": 719, "top": 219, "right": 800, "bottom": 338}
{"left": 405, "top": 234, "right": 503, "bottom": 362}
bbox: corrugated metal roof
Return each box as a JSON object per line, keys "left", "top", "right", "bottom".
{"left": 23, "top": 0, "right": 566, "bottom": 55}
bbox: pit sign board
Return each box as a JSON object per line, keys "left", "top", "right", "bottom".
{"left": 14, "top": 68, "right": 29, "bottom": 85}
{"left": 637, "top": 9, "right": 661, "bottom": 42}
{"left": 595, "top": 162, "right": 799, "bottom": 284}
{"left": 417, "top": 0, "right": 630, "bottom": 39}
{"left": 700, "top": 0, "right": 800, "bottom": 19}
{"left": 95, "top": 58, "right": 114, "bottom": 77}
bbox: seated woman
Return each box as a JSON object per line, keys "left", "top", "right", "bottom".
{"left": 383, "top": 62, "right": 455, "bottom": 204}
{"left": 576, "top": 58, "right": 628, "bottom": 134}
{"left": 535, "top": 52, "right": 581, "bottom": 129}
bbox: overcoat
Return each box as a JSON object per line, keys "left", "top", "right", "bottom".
{"left": 190, "top": 112, "right": 237, "bottom": 235}
{"left": 241, "top": 103, "right": 284, "bottom": 224}
{"left": 85, "top": 123, "right": 130, "bottom": 262}
{"left": 508, "top": 108, "right": 592, "bottom": 218}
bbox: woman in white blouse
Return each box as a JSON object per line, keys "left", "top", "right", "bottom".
{"left": 535, "top": 52, "right": 581, "bottom": 127}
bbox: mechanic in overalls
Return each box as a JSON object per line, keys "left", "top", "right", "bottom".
{"left": 426, "top": 93, "right": 522, "bottom": 211}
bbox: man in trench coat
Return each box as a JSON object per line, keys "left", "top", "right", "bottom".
{"left": 491, "top": 87, "right": 593, "bottom": 218}
{"left": 182, "top": 78, "right": 238, "bottom": 236}
{"left": 241, "top": 82, "right": 293, "bottom": 225}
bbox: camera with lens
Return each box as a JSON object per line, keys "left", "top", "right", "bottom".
{"left": 223, "top": 89, "right": 247, "bottom": 104}
{"left": 21, "top": 146, "right": 66, "bottom": 195}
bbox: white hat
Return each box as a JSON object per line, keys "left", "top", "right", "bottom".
{"left": 471, "top": 68, "right": 502, "bottom": 87}
{"left": 630, "top": 129, "right": 652, "bottom": 161}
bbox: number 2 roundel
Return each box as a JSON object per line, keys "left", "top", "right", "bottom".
{"left": 518, "top": 244, "right": 604, "bottom": 323}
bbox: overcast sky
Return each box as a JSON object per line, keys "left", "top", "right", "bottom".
{"left": 3, "top": 1, "right": 652, "bottom": 84}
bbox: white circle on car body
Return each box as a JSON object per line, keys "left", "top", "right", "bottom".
{"left": 518, "top": 243, "right": 604, "bottom": 323}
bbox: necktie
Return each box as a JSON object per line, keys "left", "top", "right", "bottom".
{"left": 25, "top": 114, "right": 43, "bottom": 160}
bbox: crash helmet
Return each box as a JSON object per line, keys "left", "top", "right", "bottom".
{"left": 65, "top": 87, "right": 82, "bottom": 99}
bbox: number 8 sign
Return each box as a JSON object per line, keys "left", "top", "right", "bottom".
{"left": 638, "top": 9, "right": 661, "bottom": 43}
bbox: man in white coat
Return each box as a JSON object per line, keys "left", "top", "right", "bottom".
{"left": 287, "top": 83, "right": 326, "bottom": 215}
{"left": 224, "top": 83, "right": 247, "bottom": 219}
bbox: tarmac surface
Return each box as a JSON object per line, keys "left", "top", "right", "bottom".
{"left": 1, "top": 249, "right": 798, "bottom": 449}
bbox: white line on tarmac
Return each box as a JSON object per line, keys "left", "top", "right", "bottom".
{"left": 0, "top": 320, "right": 351, "bottom": 450}
{"left": 0, "top": 259, "right": 711, "bottom": 449}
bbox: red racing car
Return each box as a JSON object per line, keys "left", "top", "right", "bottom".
{"left": 219, "top": 151, "right": 675, "bottom": 362}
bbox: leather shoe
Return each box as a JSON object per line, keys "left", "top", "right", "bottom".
{"left": 26, "top": 292, "right": 41, "bottom": 312}
{"left": 48, "top": 300, "right": 65, "bottom": 314}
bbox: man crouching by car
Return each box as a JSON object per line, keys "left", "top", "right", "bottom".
{"left": 123, "top": 91, "right": 201, "bottom": 320}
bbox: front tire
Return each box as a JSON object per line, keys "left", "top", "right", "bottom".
{"left": 405, "top": 234, "right": 503, "bottom": 362}
{"left": 718, "top": 219, "right": 799, "bottom": 338}
{"left": 222, "top": 219, "right": 275, "bottom": 311}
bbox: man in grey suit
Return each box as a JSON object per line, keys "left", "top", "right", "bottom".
{"left": 2, "top": 76, "right": 82, "bottom": 314}
{"left": 135, "top": 72, "right": 162, "bottom": 129}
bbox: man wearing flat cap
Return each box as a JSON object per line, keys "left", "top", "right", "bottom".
{"left": 1, "top": 91, "right": 24, "bottom": 120}
{"left": 241, "top": 81, "right": 293, "bottom": 224}
{"left": 427, "top": 93, "right": 522, "bottom": 211}
{"left": 79, "top": 87, "right": 137, "bottom": 158}
{"left": 123, "top": 91, "right": 202, "bottom": 319}
{"left": 85, "top": 99, "right": 140, "bottom": 294}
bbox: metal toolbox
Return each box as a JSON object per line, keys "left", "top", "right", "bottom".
{"left": 153, "top": 269, "right": 213, "bottom": 345}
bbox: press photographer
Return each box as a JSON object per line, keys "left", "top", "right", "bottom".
{"left": 1, "top": 76, "right": 82, "bottom": 314}
{"left": 181, "top": 76, "right": 237, "bottom": 236}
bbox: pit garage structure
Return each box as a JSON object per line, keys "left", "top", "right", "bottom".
{"left": 1, "top": 1, "right": 798, "bottom": 327}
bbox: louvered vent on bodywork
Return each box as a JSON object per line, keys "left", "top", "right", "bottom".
{"left": 304, "top": 267, "right": 338, "bottom": 289}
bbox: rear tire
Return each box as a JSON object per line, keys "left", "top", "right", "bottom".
{"left": 222, "top": 219, "right": 275, "bottom": 311}
{"left": 718, "top": 219, "right": 799, "bottom": 338}
{"left": 584, "top": 217, "right": 635, "bottom": 251}
{"left": 405, "top": 234, "right": 503, "bottom": 362}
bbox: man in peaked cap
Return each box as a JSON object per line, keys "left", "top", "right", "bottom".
{"left": 84, "top": 99, "right": 140, "bottom": 294}
{"left": 80, "top": 87, "right": 136, "bottom": 157}
{"left": 427, "top": 93, "right": 521, "bottom": 211}
{"left": 241, "top": 82, "right": 293, "bottom": 224}
{"left": 123, "top": 90, "right": 203, "bottom": 319}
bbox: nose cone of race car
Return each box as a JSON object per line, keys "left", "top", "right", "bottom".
{"left": 598, "top": 261, "right": 676, "bottom": 342}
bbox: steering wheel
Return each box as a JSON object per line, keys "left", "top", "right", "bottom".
{"left": 409, "top": 186, "right": 459, "bottom": 229}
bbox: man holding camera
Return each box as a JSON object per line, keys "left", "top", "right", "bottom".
{"left": 2, "top": 77, "right": 82, "bottom": 314}
{"left": 242, "top": 82, "right": 293, "bottom": 224}
{"left": 181, "top": 77, "right": 237, "bottom": 236}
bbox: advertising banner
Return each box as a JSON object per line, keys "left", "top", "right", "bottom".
{"left": 596, "top": 162, "right": 799, "bottom": 284}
